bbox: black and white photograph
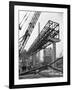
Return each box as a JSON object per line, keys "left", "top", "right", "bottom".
{"left": 9, "top": 1, "right": 70, "bottom": 88}
{"left": 19, "top": 10, "right": 63, "bottom": 79}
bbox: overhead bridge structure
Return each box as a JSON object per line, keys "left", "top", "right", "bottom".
{"left": 19, "top": 20, "right": 62, "bottom": 76}
{"left": 27, "top": 20, "right": 60, "bottom": 56}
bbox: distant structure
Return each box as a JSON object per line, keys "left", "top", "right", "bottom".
{"left": 43, "top": 47, "right": 53, "bottom": 65}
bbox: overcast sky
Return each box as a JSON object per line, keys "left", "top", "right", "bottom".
{"left": 19, "top": 11, "right": 63, "bottom": 61}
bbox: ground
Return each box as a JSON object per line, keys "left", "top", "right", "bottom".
{"left": 19, "top": 69, "right": 63, "bottom": 79}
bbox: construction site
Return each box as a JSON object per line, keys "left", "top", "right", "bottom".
{"left": 18, "top": 11, "right": 63, "bottom": 79}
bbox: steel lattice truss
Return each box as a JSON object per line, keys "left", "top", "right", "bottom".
{"left": 27, "top": 20, "right": 60, "bottom": 56}
{"left": 19, "top": 20, "right": 62, "bottom": 76}
{"left": 19, "top": 11, "right": 41, "bottom": 53}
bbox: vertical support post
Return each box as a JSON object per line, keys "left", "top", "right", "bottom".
{"left": 53, "top": 42, "right": 56, "bottom": 67}
{"left": 37, "top": 22, "right": 40, "bottom": 61}
{"left": 32, "top": 22, "right": 40, "bottom": 67}
{"left": 52, "top": 42, "right": 56, "bottom": 73}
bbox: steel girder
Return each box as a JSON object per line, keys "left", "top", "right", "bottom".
{"left": 19, "top": 11, "right": 41, "bottom": 52}
{"left": 27, "top": 20, "right": 60, "bottom": 55}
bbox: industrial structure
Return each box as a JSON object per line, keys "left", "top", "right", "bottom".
{"left": 19, "top": 12, "right": 63, "bottom": 78}
{"left": 19, "top": 11, "right": 41, "bottom": 54}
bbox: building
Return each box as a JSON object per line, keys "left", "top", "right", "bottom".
{"left": 43, "top": 47, "right": 53, "bottom": 65}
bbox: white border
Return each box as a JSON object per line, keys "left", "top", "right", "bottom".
{"left": 14, "top": 5, "right": 67, "bottom": 85}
